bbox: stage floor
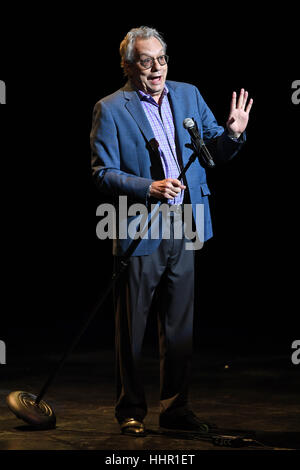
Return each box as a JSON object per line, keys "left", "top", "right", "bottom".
{"left": 0, "top": 346, "right": 299, "bottom": 452}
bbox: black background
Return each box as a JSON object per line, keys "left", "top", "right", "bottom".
{"left": 0, "top": 7, "right": 299, "bottom": 361}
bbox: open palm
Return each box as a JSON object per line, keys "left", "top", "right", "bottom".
{"left": 226, "top": 89, "right": 253, "bottom": 137}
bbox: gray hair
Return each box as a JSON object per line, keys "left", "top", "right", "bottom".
{"left": 119, "top": 26, "right": 167, "bottom": 75}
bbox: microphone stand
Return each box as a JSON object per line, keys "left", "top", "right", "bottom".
{"left": 188, "top": 119, "right": 215, "bottom": 168}
{"left": 34, "top": 145, "right": 200, "bottom": 405}
{"left": 196, "top": 138, "right": 215, "bottom": 168}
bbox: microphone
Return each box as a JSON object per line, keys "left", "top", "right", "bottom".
{"left": 183, "top": 118, "right": 215, "bottom": 168}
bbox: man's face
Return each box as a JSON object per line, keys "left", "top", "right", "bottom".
{"left": 127, "top": 37, "right": 168, "bottom": 101}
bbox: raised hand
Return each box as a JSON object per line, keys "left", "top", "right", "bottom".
{"left": 226, "top": 89, "right": 253, "bottom": 138}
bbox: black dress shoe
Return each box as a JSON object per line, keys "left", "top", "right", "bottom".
{"left": 159, "top": 409, "right": 217, "bottom": 433}
{"left": 120, "top": 417, "right": 146, "bottom": 437}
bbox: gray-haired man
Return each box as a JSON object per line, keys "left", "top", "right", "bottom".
{"left": 91, "top": 26, "right": 253, "bottom": 436}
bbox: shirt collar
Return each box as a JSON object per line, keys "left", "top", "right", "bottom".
{"left": 137, "top": 85, "right": 169, "bottom": 105}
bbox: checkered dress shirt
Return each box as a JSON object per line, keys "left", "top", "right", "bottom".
{"left": 138, "top": 86, "right": 184, "bottom": 204}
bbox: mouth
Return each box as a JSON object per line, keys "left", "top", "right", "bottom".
{"left": 148, "top": 75, "right": 162, "bottom": 85}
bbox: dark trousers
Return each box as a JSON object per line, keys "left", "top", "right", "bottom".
{"left": 114, "top": 213, "right": 195, "bottom": 422}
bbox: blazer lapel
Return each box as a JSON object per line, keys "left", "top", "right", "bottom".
{"left": 123, "top": 88, "right": 155, "bottom": 143}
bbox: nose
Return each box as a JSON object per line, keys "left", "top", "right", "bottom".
{"left": 151, "top": 58, "right": 162, "bottom": 71}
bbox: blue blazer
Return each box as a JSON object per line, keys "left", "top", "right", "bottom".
{"left": 90, "top": 80, "right": 245, "bottom": 256}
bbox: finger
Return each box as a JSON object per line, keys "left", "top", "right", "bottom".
{"left": 165, "top": 190, "right": 177, "bottom": 198}
{"left": 165, "top": 183, "right": 181, "bottom": 197}
{"left": 166, "top": 181, "right": 180, "bottom": 192}
{"left": 170, "top": 189, "right": 181, "bottom": 196}
{"left": 242, "top": 90, "right": 248, "bottom": 110}
{"left": 171, "top": 179, "right": 186, "bottom": 189}
{"left": 237, "top": 88, "right": 245, "bottom": 109}
{"left": 230, "top": 91, "right": 237, "bottom": 113}
{"left": 245, "top": 98, "right": 254, "bottom": 113}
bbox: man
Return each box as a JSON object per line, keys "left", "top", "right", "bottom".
{"left": 90, "top": 26, "right": 253, "bottom": 436}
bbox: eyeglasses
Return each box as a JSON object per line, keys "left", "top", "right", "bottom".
{"left": 138, "top": 55, "right": 169, "bottom": 69}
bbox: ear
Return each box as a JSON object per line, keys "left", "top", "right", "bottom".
{"left": 124, "top": 61, "right": 133, "bottom": 78}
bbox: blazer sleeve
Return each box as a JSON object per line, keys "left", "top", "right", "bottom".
{"left": 90, "top": 99, "right": 153, "bottom": 203}
{"left": 195, "top": 87, "right": 246, "bottom": 162}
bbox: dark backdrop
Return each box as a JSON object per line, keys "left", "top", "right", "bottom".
{"left": 0, "top": 9, "right": 299, "bottom": 360}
